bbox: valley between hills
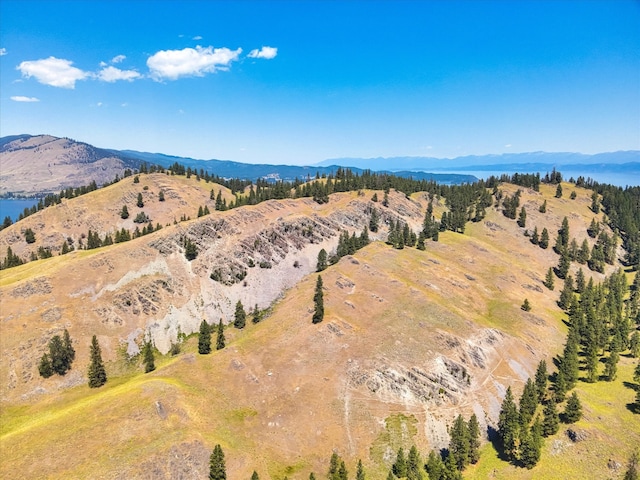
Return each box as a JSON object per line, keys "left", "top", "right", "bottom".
{"left": 0, "top": 159, "right": 639, "bottom": 479}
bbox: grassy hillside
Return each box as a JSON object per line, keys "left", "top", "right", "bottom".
{"left": 1, "top": 178, "right": 637, "bottom": 479}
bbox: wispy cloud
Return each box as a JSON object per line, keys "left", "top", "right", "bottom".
{"left": 193, "top": 35, "right": 203, "bottom": 41}
{"left": 17, "top": 56, "right": 88, "bottom": 89}
{"left": 504, "top": 144, "right": 512, "bottom": 148}
{"left": 10, "top": 95, "right": 40, "bottom": 102}
{"left": 111, "top": 54, "right": 126, "bottom": 64}
{"left": 248, "top": 46, "right": 278, "bottom": 59}
{"left": 0, "top": 48, "right": 7, "bottom": 56}
{"left": 147, "top": 45, "right": 242, "bottom": 80}
{"left": 98, "top": 66, "right": 142, "bottom": 82}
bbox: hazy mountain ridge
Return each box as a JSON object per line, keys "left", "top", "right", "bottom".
{"left": 0, "top": 135, "right": 476, "bottom": 197}
{"left": 320, "top": 151, "right": 640, "bottom": 174}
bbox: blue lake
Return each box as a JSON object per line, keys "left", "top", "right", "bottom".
{"left": 0, "top": 199, "right": 41, "bottom": 222}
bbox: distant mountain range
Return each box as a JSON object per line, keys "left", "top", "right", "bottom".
{"left": 319, "top": 151, "right": 640, "bottom": 175}
{"left": 1, "top": 134, "right": 638, "bottom": 196}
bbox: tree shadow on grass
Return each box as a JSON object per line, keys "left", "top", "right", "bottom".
{"left": 487, "top": 425, "right": 511, "bottom": 462}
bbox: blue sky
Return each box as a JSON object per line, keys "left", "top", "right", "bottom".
{"left": 1, "top": 0, "right": 638, "bottom": 165}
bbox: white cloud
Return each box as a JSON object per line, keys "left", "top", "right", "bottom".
{"left": 98, "top": 65, "right": 142, "bottom": 82}
{"left": 147, "top": 45, "right": 242, "bottom": 80}
{"left": 248, "top": 46, "right": 278, "bottom": 59}
{"left": 10, "top": 95, "right": 40, "bottom": 102}
{"left": 505, "top": 144, "right": 512, "bottom": 148}
{"left": 0, "top": 48, "right": 7, "bottom": 56}
{"left": 193, "top": 35, "right": 203, "bottom": 40}
{"left": 99, "top": 61, "right": 108, "bottom": 67}
{"left": 17, "top": 56, "right": 88, "bottom": 89}
{"left": 97, "top": 102, "right": 103, "bottom": 107}
{"left": 111, "top": 54, "right": 126, "bottom": 63}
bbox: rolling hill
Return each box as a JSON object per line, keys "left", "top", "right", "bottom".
{"left": 0, "top": 171, "right": 638, "bottom": 479}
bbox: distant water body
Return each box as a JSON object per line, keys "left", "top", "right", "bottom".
{"left": 0, "top": 199, "right": 40, "bottom": 222}
{"left": 438, "top": 170, "right": 638, "bottom": 188}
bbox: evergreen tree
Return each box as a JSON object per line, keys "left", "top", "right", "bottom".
{"left": 120, "top": 205, "right": 129, "bottom": 219}
{"left": 356, "top": 459, "right": 365, "bottom": 480}
{"left": 38, "top": 353, "right": 54, "bottom": 378}
{"left": 158, "top": 190, "right": 165, "bottom": 202}
{"left": 137, "top": 192, "right": 144, "bottom": 208}
{"left": 575, "top": 267, "right": 586, "bottom": 293}
{"left": 369, "top": 207, "right": 379, "bottom": 232}
{"left": 556, "top": 248, "right": 571, "bottom": 280}
{"left": 449, "top": 415, "right": 470, "bottom": 470}
{"left": 425, "top": 450, "right": 446, "bottom": 480}
{"left": 407, "top": 446, "right": 422, "bottom": 480}
{"left": 604, "top": 350, "right": 619, "bottom": 381}
{"left": 576, "top": 239, "right": 590, "bottom": 264}
{"left": 630, "top": 332, "right": 640, "bottom": 358}
{"left": 216, "top": 320, "right": 226, "bottom": 350}
{"left": 530, "top": 226, "right": 539, "bottom": 245}
{"left": 234, "top": 300, "right": 246, "bottom": 329}
{"left": 62, "top": 328, "right": 75, "bottom": 367}
{"left": 520, "top": 418, "right": 542, "bottom": 469}
{"left": 521, "top": 298, "right": 532, "bottom": 311}
{"left": 462, "top": 414, "right": 480, "bottom": 466}
{"left": 142, "top": 339, "right": 155, "bottom": 373}
{"left": 542, "top": 399, "right": 560, "bottom": 437}
{"left": 560, "top": 332, "right": 580, "bottom": 388}
{"left": 558, "top": 275, "right": 575, "bottom": 310}
{"left": 517, "top": 206, "right": 527, "bottom": 228}
{"left": 539, "top": 199, "right": 547, "bottom": 213}
{"left": 87, "top": 335, "right": 107, "bottom": 388}
{"left": 623, "top": 449, "right": 639, "bottom": 480}
{"left": 519, "top": 378, "right": 538, "bottom": 427}
{"left": 543, "top": 267, "right": 555, "bottom": 290}
{"left": 554, "top": 368, "right": 568, "bottom": 403}
{"left": 534, "top": 360, "right": 548, "bottom": 401}
{"left": 563, "top": 392, "right": 582, "bottom": 423}
{"left": 539, "top": 228, "right": 550, "bottom": 249}
{"left": 251, "top": 472, "right": 259, "bottom": 480}
{"left": 312, "top": 275, "right": 324, "bottom": 324}
{"left": 198, "top": 320, "right": 212, "bottom": 354}
{"left": 49, "top": 335, "right": 69, "bottom": 375}
{"left": 317, "top": 248, "right": 328, "bottom": 272}
{"left": 393, "top": 447, "right": 407, "bottom": 478}
{"left": 209, "top": 444, "right": 226, "bottom": 480}
{"left": 555, "top": 183, "right": 563, "bottom": 198}
{"left": 498, "top": 386, "right": 520, "bottom": 460}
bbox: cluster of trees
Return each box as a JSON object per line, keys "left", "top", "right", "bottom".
{"left": 387, "top": 219, "right": 417, "bottom": 249}
{"left": 198, "top": 320, "right": 226, "bottom": 354}
{"left": 38, "top": 329, "right": 76, "bottom": 378}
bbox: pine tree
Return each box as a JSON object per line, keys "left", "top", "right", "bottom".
{"left": 87, "top": 335, "right": 107, "bottom": 388}
{"left": 142, "top": 339, "right": 155, "bottom": 373}
{"left": 468, "top": 413, "right": 481, "bottom": 464}
{"left": 604, "top": 350, "right": 619, "bottom": 381}
{"left": 539, "top": 199, "right": 547, "bottom": 213}
{"left": 234, "top": 300, "right": 246, "bottom": 329}
{"left": 563, "top": 391, "right": 582, "bottom": 423}
{"left": 498, "top": 386, "right": 520, "bottom": 460}
{"left": 540, "top": 228, "right": 550, "bottom": 249}
{"left": 209, "top": 444, "right": 226, "bottom": 480}
{"left": 137, "top": 192, "right": 144, "bottom": 208}
{"left": 356, "top": 459, "right": 365, "bottom": 480}
{"left": 558, "top": 275, "right": 575, "bottom": 310}
{"left": 542, "top": 399, "right": 560, "bottom": 437}
{"left": 530, "top": 226, "right": 539, "bottom": 245}
{"left": 543, "top": 267, "right": 555, "bottom": 290}
{"left": 449, "top": 414, "right": 470, "bottom": 471}
{"left": 198, "top": 320, "right": 212, "bottom": 354}
{"left": 216, "top": 320, "right": 226, "bottom": 350}
{"left": 425, "top": 450, "right": 446, "bottom": 480}
{"left": 521, "top": 298, "right": 532, "bottom": 311}
{"left": 623, "top": 449, "right": 639, "bottom": 480}
{"left": 534, "top": 360, "right": 548, "bottom": 402}
{"left": 519, "top": 378, "right": 538, "bottom": 427}
{"left": 554, "top": 368, "right": 568, "bottom": 403}
{"left": 38, "top": 353, "right": 54, "bottom": 378}
{"left": 120, "top": 205, "right": 129, "bottom": 219}
{"left": 407, "top": 446, "right": 422, "bottom": 480}
{"left": 555, "top": 184, "right": 563, "bottom": 198}
{"left": 520, "top": 418, "right": 542, "bottom": 469}
{"left": 560, "top": 332, "right": 580, "bottom": 388}
{"left": 369, "top": 208, "right": 379, "bottom": 232}
{"left": 251, "top": 472, "right": 259, "bottom": 480}
{"left": 312, "top": 275, "right": 324, "bottom": 324}
{"left": 393, "top": 447, "right": 407, "bottom": 478}
{"left": 49, "top": 335, "right": 69, "bottom": 375}
{"left": 317, "top": 249, "right": 328, "bottom": 272}
{"left": 517, "top": 206, "right": 527, "bottom": 228}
